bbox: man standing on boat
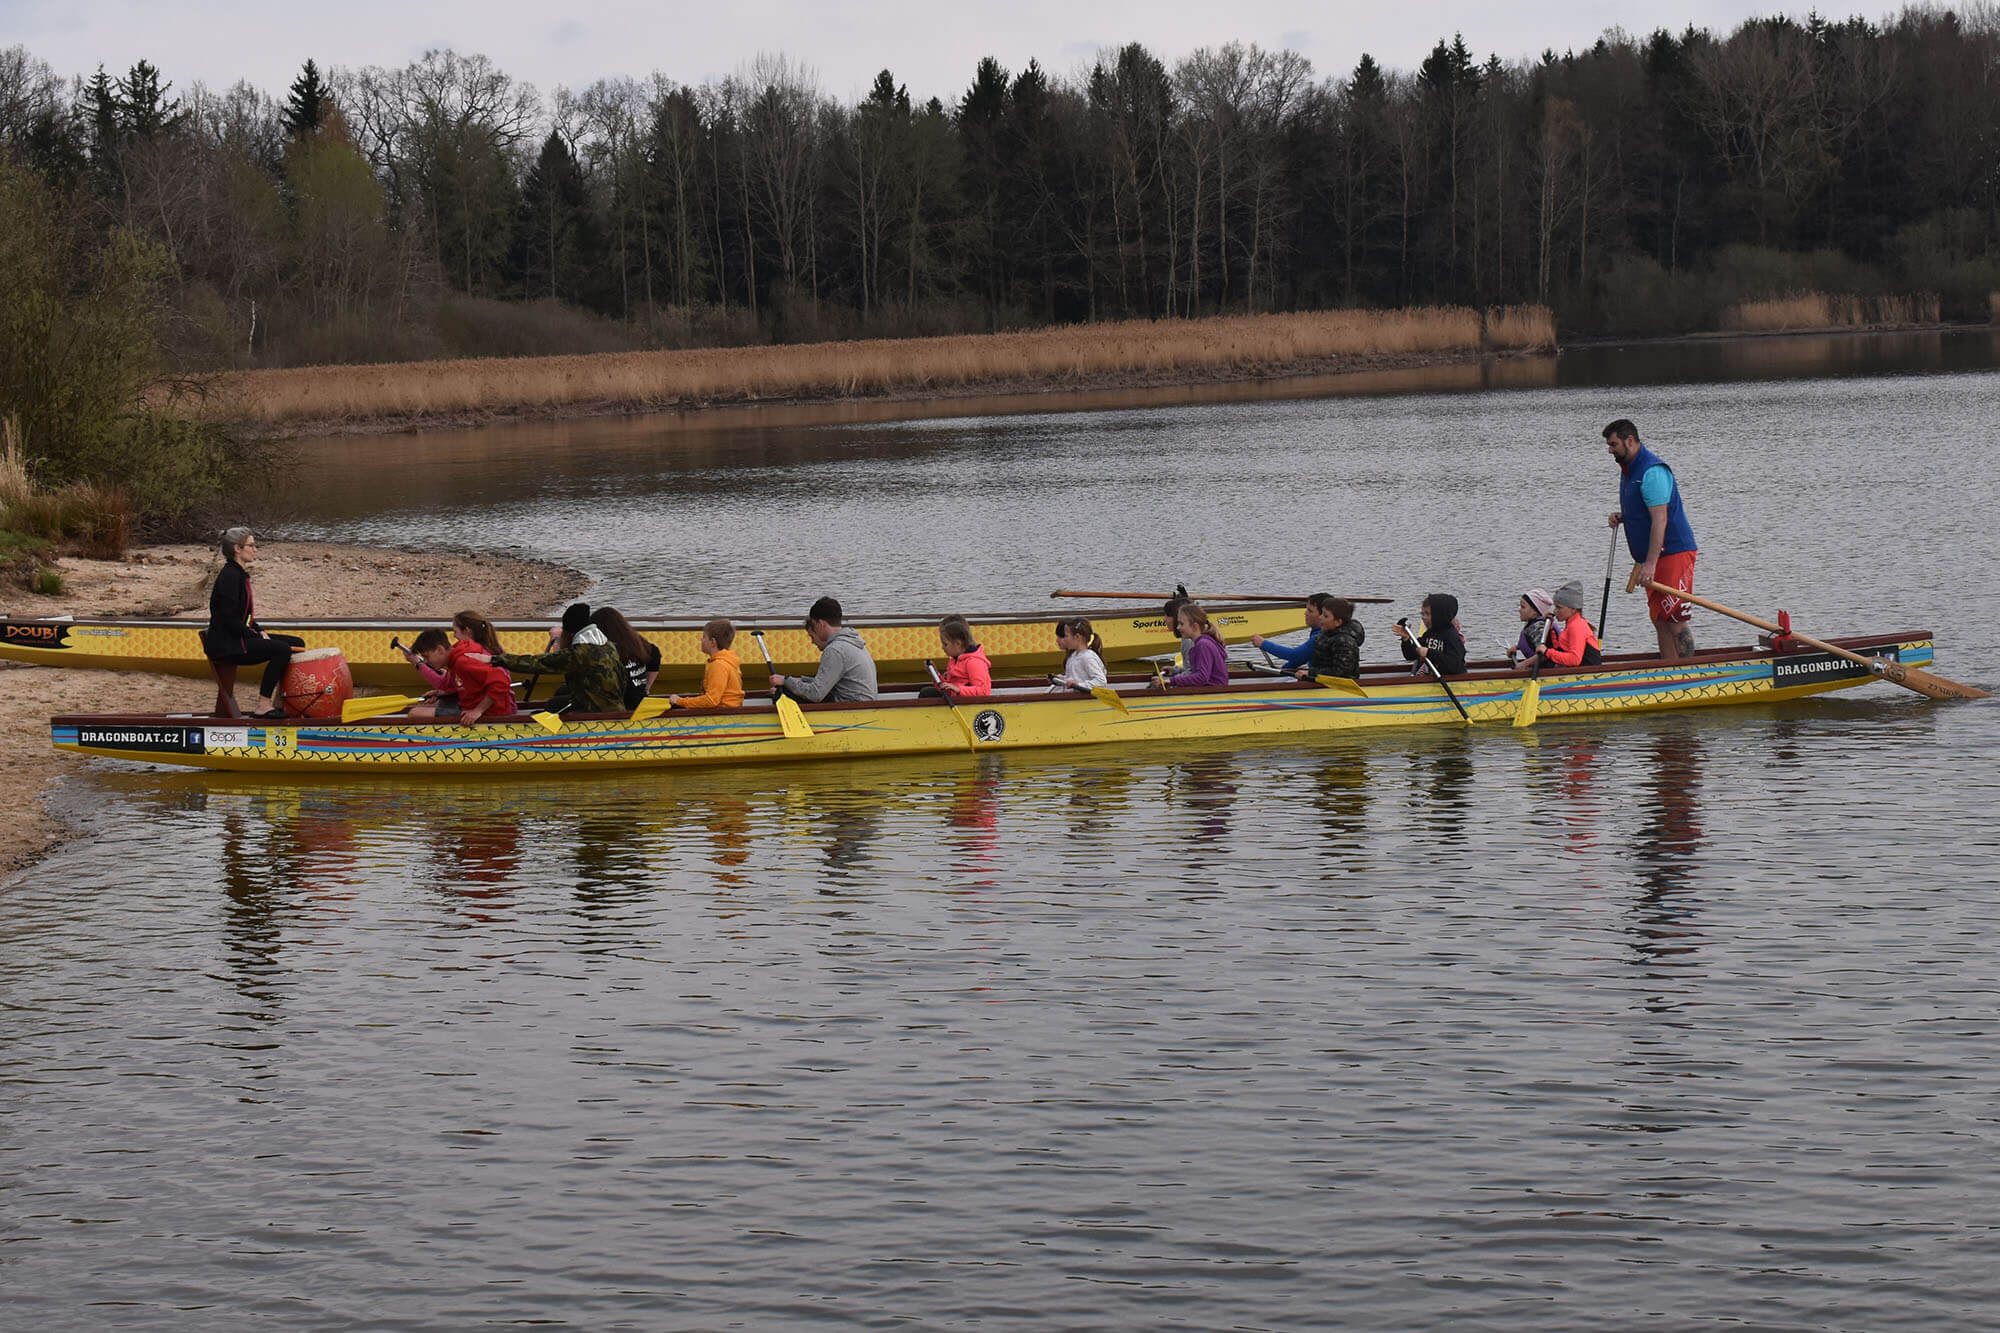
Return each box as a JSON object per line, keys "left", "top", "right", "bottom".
{"left": 771, "top": 596, "right": 879, "bottom": 703}
{"left": 1605, "top": 419, "right": 1697, "bottom": 663}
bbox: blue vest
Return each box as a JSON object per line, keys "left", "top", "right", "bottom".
{"left": 1620, "top": 445, "right": 1697, "bottom": 561}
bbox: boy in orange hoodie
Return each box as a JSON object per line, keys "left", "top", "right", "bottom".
{"left": 669, "top": 618, "right": 746, "bottom": 709}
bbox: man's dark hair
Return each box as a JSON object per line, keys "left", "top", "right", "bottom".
{"left": 1602, "top": 418, "right": 1639, "bottom": 443}
{"left": 1307, "top": 592, "right": 1333, "bottom": 611}
{"left": 411, "top": 627, "right": 449, "bottom": 653}
{"left": 807, "top": 595, "right": 844, "bottom": 626}
{"left": 1326, "top": 597, "right": 1355, "bottom": 624}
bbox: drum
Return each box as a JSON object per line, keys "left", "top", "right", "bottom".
{"left": 280, "top": 646, "right": 354, "bottom": 719}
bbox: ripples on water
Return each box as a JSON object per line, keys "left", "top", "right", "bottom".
{"left": 7, "top": 342, "right": 2000, "bottom": 1328}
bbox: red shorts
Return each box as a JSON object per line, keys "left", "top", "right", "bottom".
{"left": 1648, "top": 550, "right": 1697, "bottom": 624}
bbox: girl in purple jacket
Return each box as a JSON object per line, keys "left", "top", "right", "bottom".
{"left": 1168, "top": 603, "right": 1231, "bottom": 688}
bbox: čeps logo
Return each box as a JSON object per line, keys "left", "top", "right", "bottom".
{"left": 4, "top": 622, "right": 71, "bottom": 649}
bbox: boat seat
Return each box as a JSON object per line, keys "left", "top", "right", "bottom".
{"left": 208, "top": 658, "right": 244, "bottom": 718}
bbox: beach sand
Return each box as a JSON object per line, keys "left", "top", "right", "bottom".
{"left": 0, "top": 541, "right": 588, "bottom": 876}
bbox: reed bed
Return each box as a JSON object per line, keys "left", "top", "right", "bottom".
{"left": 219, "top": 305, "right": 1555, "bottom": 427}
{"left": 0, "top": 415, "right": 131, "bottom": 562}
{"left": 1721, "top": 291, "right": 1942, "bottom": 333}
{"left": 1990, "top": 291, "right": 1999, "bottom": 324}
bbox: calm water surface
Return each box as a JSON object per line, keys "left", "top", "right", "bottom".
{"left": 6, "top": 336, "right": 2000, "bottom": 1329}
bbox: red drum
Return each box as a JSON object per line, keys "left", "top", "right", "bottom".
{"left": 281, "top": 646, "right": 354, "bottom": 719}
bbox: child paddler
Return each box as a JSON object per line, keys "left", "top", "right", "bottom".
{"left": 1534, "top": 581, "right": 1603, "bottom": 669}
{"left": 1251, "top": 593, "right": 1331, "bottom": 671}
{"left": 1395, "top": 594, "right": 1467, "bottom": 676}
{"left": 479, "top": 603, "right": 625, "bottom": 713}
{"left": 669, "top": 619, "right": 745, "bottom": 710}
{"left": 1295, "top": 597, "right": 1364, "bottom": 683}
{"left": 1167, "top": 602, "right": 1230, "bottom": 688}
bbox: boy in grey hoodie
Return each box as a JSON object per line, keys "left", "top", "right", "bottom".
{"left": 772, "top": 596, "right": 880, "bottom": 702}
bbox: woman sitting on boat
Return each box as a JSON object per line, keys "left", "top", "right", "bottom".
{"left": 1050, "top": 618, "right": 1108, "bottom": 692}
{"left": 1395, "top": 594, "right": 1468, "bottom": 676}
{"left": 1167, "top": 603, "right": 1231, "bottom": 688}
{"left": 202, "top": 527, "right": 304, "bottom": 719}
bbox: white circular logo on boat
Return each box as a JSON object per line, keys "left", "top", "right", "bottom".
{"left": 973, "top": 710, "right": 1005, "bottom": 742}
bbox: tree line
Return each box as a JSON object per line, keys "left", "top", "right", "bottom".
{"left": 2, "top": 10, "right": 1998, "bottom": 368}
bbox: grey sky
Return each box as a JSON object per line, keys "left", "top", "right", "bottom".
{"left": 6, "top": 0, "right": 1817, "bottom": 104}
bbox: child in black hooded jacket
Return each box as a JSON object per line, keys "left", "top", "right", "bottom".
{"left": 1396, "top": 593, "right": 1468, "bottom": 676}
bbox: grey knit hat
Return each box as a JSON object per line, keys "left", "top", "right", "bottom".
{"left": 1553, "top": 580, "right": 1586, "bottom": 610}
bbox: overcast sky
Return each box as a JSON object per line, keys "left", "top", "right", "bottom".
{"left": 5, "top": 0, "right": 1840, "bottom": 103}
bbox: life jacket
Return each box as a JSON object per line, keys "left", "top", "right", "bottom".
{"left": 1619, "top": 444, "right": 1697, "bottom": 562}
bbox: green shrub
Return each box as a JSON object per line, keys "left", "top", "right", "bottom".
{"left": 32, "top": 565, "right": 62, "bottom": 595}
{"left": 0, "top": 160, "right": 244, "bottom": 528}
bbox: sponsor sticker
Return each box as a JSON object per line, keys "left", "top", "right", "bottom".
{"left": 3, "top": 621, "right": 70, "bottom": 649}
{"left": 204, "top": 727, "right": 250, "bottom": 749}
{"left": 1771, "top": 646, "right": 1899, "bottom": 687}
{"left": 72, "top": 628, "right": 130, "bottom": 637}
{"left": 77, "top": 725, "right": 201, "bottom": 753}
{"left": 972, "top": 709, "right": 1006, "bottom": 742}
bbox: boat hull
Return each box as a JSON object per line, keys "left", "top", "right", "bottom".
{"left": 2, "top": 603, "right": 1300, "bottom": 691}
{"left": 50, "top": 633, "right": 1938, "bottom": 774}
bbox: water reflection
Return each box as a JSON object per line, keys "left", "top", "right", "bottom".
{"left": 1625, "top": 726, "right": 1709, "bottom": 996}
{"left": 1311, "top": 744, "right": 1373, "bottom": 854}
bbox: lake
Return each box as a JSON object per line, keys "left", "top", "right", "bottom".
{"left": 5, "top": 329, "right": 1998, "bottom": 1329}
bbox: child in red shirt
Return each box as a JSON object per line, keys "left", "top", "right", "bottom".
{"left": 410, "top": 612, "right": 517, "bottom": 722}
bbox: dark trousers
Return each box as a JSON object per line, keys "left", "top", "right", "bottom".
{"left": 214, "top": 633, "right": 305, "bottom": 697}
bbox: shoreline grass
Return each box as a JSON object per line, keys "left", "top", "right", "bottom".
{"left": 1720, "top": 291, "right": 1942, "bottom": 334}
{"left": 211, "top": 306, "right": 1556, "bottom": 429}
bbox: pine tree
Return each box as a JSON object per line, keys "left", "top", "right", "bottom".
{"left": 116, "top": 60, "right": 178, "bottom": 139}
{"left": 282, "top": 59, "right": 330, "bottom": 140}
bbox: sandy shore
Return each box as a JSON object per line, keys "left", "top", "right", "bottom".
{"left": 0, "top": 541, "right": 588, "bottom": 877}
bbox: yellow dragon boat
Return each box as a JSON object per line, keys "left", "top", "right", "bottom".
{"left": 51, "top": 630, "right": 1938, "bottom": 774}
{"left": 2, "top": 600, "right": 1301, "bottom": 691}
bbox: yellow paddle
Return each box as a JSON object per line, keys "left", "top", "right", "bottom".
{"left": 750, "top": 630, "right": 816, "bottom": 739}
{"left": 1090, "top": 686, "right": 1130, "bottom": 714}
{"left": 528, "top": 710, "right": 564, "bottom": 733}
{"left": 629, "top": 696, "right": 673, "bottom": 721}
{"left": 341, "top": 694, "right": 420, "bottom": 722}
{"left": 1314, "top": 674, "right": 1369, "bottom": 696}
{"left": 1513, "top": 619, "right": 1551, "bottom": 728}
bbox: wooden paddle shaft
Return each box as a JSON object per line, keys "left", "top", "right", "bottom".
{"left": 1052, "top": 589, "right": 1394, "bottom": 604}
{"left": 1644, "top": 580, "right": 1991, "bottom": 701}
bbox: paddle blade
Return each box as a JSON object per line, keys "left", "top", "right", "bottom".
{"left": 342, "top": 695, "right": 419, "bottom": 722}
{"left": 1313, "top": 674, "right": 1368, "bottom": 696}
{"left": 629, "top": 696, "right": 672, "bottom": 721}
{"left": 1513, "top": 678, "right": 1541, "bottom": 728}
{"left": 1089, "top": 686, "right": 1130, "bottom": 714}
{"left": 1875, "top": 657, "right": 1992, "bottom": 701}
{"left": 775, "top": 694, "right": 814, "bottom": 739}
{"left": 529, "top": 710, "right": 564, "bottom": 733}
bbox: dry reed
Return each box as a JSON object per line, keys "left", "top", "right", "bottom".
{"left": 217, "top": 305, "right": 1556, "bottom": 427}
{"left": 1990, "top": 291, "right": 1999, "bottom": 324}
{"left": 0, "top": 415, "right": 30, "bottom": 514}
{"left": 1721, "top": 291, "right": 1942, "bottom": 333}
